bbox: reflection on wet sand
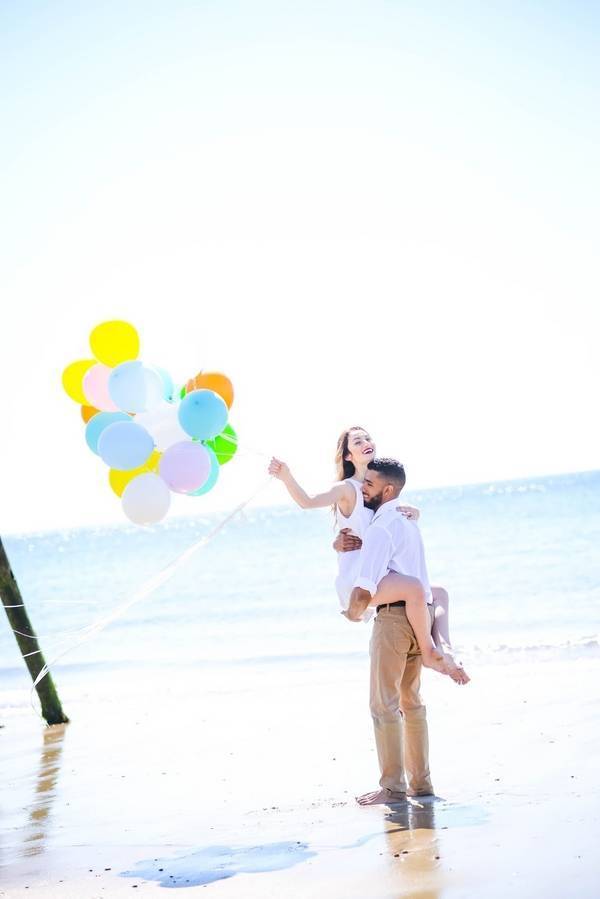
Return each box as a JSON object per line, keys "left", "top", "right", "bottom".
{"left": 380, "top": 797, "right": 487, "bottom": 897}
{"left": 22, "top": 724, "right": 67, "bottom": 858}
{"left": 383, "top": 798, "right": 443, "bottom": 899}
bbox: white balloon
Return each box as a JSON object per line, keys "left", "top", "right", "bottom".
{"left": 122, "top": 473, "right": 171, "bottom": 526}
{"left": 109, "top": 361, "right": 164, "bottom": 413}
{"left": 134, "top": 401, "right": 190, "bottom": 452}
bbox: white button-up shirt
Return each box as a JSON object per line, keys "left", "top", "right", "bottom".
{"left": 353, "top": 498, "right": 433, "bottom": 603}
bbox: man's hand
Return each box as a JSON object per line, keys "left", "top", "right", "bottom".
{"left": 397, "top": 504, "right": 420, "bottom": 521}
{"left": 343, "top": 586, "right": 372, "bottom": 622}
{"left": 333, "top": 528, "right": 363, "bottom": 553}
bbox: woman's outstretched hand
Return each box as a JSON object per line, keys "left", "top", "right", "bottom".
{"left": 268, "top": 457, "right": 290, "bottom": 480}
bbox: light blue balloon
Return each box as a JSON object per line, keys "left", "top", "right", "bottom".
{"left": 108, "top": 361, "right": 163, "bottom": 413}
{"left": 154, "top": 366, "right": 175, "bottom": 402}
{"left": 85, "top": 412, "right": 131, "bottom": 455}
{"left": 97, "top": 421, "right": 154, "bottom": 470}
{"left": 189, "top": 446, "right": 220, "bottom": 496}
{"left": 178, "top": 389, "right": 228, "bottom": 440}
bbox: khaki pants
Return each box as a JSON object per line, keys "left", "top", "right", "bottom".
{"left": 369, "top": 604, "right": 434, "bottom": 796}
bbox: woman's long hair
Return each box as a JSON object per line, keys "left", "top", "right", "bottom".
{"left": 334, "top": 426, "right": 367, "bottom": 482}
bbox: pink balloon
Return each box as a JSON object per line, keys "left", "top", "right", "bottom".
{"left": 83, "top": 364, "right": 119, "bottom": 412}
{"left": 159, "top": 442, "right": 211, "bottom": 494}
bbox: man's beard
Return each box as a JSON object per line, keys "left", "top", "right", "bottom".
{"left": 363, "top": 490, "right": 385, "bottom": 511}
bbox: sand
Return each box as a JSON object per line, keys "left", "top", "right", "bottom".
{"left": 1, "top": 652, "right": 599, "bottom": 898}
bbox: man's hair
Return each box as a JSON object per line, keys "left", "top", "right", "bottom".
{"left": 367, "top": 457, "right": 406, "bottom": 490}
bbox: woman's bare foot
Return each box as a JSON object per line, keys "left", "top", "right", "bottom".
{"left": 442, "top": 652, "right": 470, "bottom": 685}
{"left": 422, "top": 645, "right": 470, "bottom": 684}
{"left": 420, "top": 645, "right": 452, "bottom": 676}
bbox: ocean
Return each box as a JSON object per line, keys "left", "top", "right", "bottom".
{"left": 1, "top": 470, "right": 599, "bottom": 714}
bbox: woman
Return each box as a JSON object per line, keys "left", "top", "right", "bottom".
{"left": 269, "top": 426, "right": 469, "bottom": 684}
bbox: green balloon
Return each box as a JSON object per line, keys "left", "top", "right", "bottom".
{"left": 205, "top": 424, "right": 238, "bottom": 465}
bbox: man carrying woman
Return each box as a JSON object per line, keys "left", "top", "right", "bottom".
{"left": 269, "top": 428, "right": 469, "bottom": 803}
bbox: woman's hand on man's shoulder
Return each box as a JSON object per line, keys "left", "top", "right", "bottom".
{"left": 397, "top": 504, "right": 420, "bottom": 521}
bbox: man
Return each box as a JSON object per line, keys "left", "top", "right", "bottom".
{"left": 339, "top": 457, "right": 436, "bottom": 806}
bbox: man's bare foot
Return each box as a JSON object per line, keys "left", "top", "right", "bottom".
{"left": 442, "top": 652, "right": 470, "bottom": 685}
{"left": 342, "top": 595, "right": 370, "bottom": 622}
{"left": 356, "top": 788, "right": 407, "bottom": 806}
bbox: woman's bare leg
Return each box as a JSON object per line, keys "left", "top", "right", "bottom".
{"left": 347, "top": 573, "right": 453, "bottom": 678}
{"left": 431, "top": 586, "right": 470, "bottom": 684}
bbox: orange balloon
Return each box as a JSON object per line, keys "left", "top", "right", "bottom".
{"left": 185, "top": 371, "right": 234, "bottom": 408}
{"left": 81, "top": 405, "right": 100, "bottom": 423}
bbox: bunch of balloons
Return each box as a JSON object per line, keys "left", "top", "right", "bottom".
{"left": 62, "top": 321, "right": 238, "bottom": 525}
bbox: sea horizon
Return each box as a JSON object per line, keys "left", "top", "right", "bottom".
{"left": 2, "top": 464, "right": 598, "bottom": 540}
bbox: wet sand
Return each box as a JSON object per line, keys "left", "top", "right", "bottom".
{"left": 1, "top": 654, "right": 599, "bottom": 898}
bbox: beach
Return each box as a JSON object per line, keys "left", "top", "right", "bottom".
{"left": 2, "top": 472, "right": 600, "bottom": 896}
{"left": 2, "top": 650, "right": 600, "bottom": 898}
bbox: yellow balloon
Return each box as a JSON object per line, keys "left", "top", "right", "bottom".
{"left": 89, "top": 320, "right": 140, "bottom": 367}
{"left": 108, "top": 450, "right": 162, "bottom": 497}
{"left": 62, "top": 359, "right": 96, "bottom": 404}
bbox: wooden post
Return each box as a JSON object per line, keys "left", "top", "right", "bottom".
{"left": 0, "top": 537, "right": 69, "bottom": 725}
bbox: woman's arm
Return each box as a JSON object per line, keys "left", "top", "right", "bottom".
{"left": 268, "top": 457, "right": 352, "bottom": 510}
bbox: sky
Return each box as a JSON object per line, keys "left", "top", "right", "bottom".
{"left": 1, "top": 1, "right": 599, "bottom": 534}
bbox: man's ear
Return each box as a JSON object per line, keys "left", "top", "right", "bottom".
{"left": 382, "top": 483, "right": 395, "bottom": 502}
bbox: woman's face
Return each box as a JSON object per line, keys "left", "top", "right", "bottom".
{"left": 345, "top": 429, "right": 376, "bottom": 469}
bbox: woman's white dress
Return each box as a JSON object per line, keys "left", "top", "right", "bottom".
{"left": 334, "top": 478, "right": 374, "bottom": 616}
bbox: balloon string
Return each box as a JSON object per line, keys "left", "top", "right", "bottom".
{"left": 209, "top": 446, "right": 268, "bottom": 461}
{"left": 7, "top": 444, "right": 277, "bottom": 630}
{"left": 235, "top": 445, "right": 271, "bottom": 459}
{"left": 13, "top": 626, "right": 91, "bottom": 641}
{"left": 27, "top": 476, "right": 274, "bottom": 716}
